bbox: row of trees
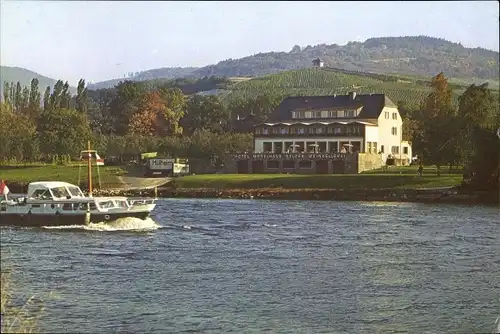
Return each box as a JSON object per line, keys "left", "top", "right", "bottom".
{"left": 1, "top": 72, "right": 498, "bottom": 188}
{"left": 406, "top": 73, "right": 499, "bottom": 188}
{"left": 0, "top": 77, "right": 272, "bottom": 164}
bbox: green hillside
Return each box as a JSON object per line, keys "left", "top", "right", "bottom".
{"left": 223, "top": 67, "right": 498, "bottom": 110}
{"left": 0, "top": 66, "right": 76, "bottom": 95}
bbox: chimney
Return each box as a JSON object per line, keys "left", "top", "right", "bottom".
{"left": 348, "top": 91, "right": 356, "bottom": 100}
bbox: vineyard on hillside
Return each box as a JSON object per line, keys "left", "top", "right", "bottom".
{"left": 223, "top": 68, "right": 473, "bottom": 109}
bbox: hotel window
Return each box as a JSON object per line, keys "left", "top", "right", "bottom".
{"left": 344, "top": 110, "right": 354, "bottom": 118}
{"left": 314, "top": 111, "right": 322, "bottom": 118}
{"left": 391, "top": 127, "right": 398, "bottom": 136}
{"left": 334, "top": 127, "right": 342, "bottom": 134}
{"left": 328, "top": 110, "right": 337, "bottom": 118}
{"left": 380, "top": 145, "right": 384, "bottom": 153}
{"left": 316, "top": 127, "right": 324, "bottom": 134}
{"left": 346, "top": 126, "right": 353, "bottom": 135}
{"left": 392, "top": 112, "right": 397, "bottom": 120}
{"left": 403, "top": 147, "right": 409, "bottom": 154}
{"left": 391, "top": 146, "right": 399, "bottom": 154}
{"left": 280, "top": 127, "right": 288, "bottom": 134}
{"left": 290, "top": 127, "right": 297, "bottom": 134}
{"left": 308, "top": 127, "right": 315, "bottom": 134}
{"left": 385, "top": 111, "right": 390, "bottom": 119}
{"left": 255, "top": 128, "right": 261, "bottom": 135}
{"left": 272, "top": 127, "right": 279, "bottom": 134}
{"left": 295, "top": 111, "right": 305, "bottom": 119}
{"left": 298, "top": 128, "right": 305, "bottom": 134}
{"left": 263, "top": 128, "right": 269, "bottom": 135}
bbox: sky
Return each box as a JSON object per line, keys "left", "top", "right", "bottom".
{"left": 1, "top": 1, "right": 499, "bottom": 85}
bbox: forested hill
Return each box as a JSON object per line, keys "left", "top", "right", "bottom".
{"left": 0, "top": 66, "right": 77, "bottom": 96}
{"left": 89, "top": 35, "right": 499, "bottom": 89}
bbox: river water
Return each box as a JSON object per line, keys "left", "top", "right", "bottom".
{"left": 1, "top": 199, "right": 499, "bottom": 333}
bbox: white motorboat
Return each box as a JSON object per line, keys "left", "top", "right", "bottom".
{"left": 0, "top": 142, "right": 157, "bottom": 227}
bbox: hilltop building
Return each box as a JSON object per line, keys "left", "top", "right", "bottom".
{"left": 312, "top": 58, "right": 325, "bottom": 68}
{"left": 223, "top": 92, "right": 412, "bottom": 174}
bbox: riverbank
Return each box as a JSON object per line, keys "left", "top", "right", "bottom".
{"left": 3, "top": 165, "right": 496, "bottom": 205}
{"left": 89, "top": 186, "right": 498, "bottom": 205}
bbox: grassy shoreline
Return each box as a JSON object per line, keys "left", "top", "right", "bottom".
{"left": 1, "top": 164, "right": 463, "bottom": 190}
{"left": 0, "top": 163, "right": 496, "bottom": 205}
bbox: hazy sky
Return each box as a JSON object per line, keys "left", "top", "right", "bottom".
{"left": 1, "top": 1, "right": 499, "bottom": 85}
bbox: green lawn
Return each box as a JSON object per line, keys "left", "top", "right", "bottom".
{"left": 362, "top": 165, "right": 463, "bottom": 175}
{"left": 0, "top": 165, "right": 127, "bottom": 186}
{"left": 173, "top": 173, "right": 462, "bottom": 190}
{"left": 1, "top": 164, "right": 464, "bottom": 190}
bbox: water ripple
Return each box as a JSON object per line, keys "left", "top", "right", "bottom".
{"left": 1, "top": 199, "right": 499, "bottom": 333}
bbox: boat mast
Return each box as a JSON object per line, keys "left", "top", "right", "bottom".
{"left": 87, "top": 140, "right": 93, "bottom": 197}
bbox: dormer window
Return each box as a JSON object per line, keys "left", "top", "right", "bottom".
{"left": 280, "top": 127, "right": 288, "bottom": 134}
{"left": 263, "top": 128, "right": 269, "bottom": 135}
{"left": 314, "top": 111, "right": 322, "bottom": 118}
{"left": 328, "top": 110, "right": 337, "bottom": 118}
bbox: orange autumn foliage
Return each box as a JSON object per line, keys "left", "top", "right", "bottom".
{"left": 128, "top": 92, "right": 168, "bottom": 136}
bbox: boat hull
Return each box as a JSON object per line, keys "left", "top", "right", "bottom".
{"left": 0, "top": 211, "right": 151, "bottom": 227}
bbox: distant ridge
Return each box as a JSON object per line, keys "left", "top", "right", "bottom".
{"left": 88, "top": 35, "right": 499, "bottom": 89}
{"left": 0, "top": 66, "right": 77, "bottom": 95}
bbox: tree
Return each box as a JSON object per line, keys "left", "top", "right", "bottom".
{"left": 180, "top": 95, "right": 229, "bottom": 135}
{"left": 43, "top": 86, "right": 51, "bottom": 111}
{"left": 60, "top": 81, "right": 71, "bottom": 109}
{"left": 3, "top": 81, "right": 10, "bottom": 105}
{"left": 457, "top": 83, "right": 499, "bottom": 188}
{"left": 87, "top": 88, "right": 116, "bottom": 134}
{"left": 0, "top": 102, "right": 39, "bottom": 162}
{"left": 37, "top": 108, "right": 92, "bottom": 158}
{"left": 128, "top": 92, "right": 164, "bottom": 136}
{"left": 158, "top": 87, "right": 186, "bottom": 135}
{"left": 413, "top": 72, "right": 460, "bottom": 174}
{"left": 49, "top": 80, "right": 64, "bottom": 110}
{"left": 28, "top": 78, "right": 41, "bottom": 119}
{"left": 76, "top": 79, "right": 88, "bottom": 114}
{"left": 14, "top": 82, "right": 22, "bottom": 112}
{"left": 109, "top": 80, "right": 146, "bottom": 135}
{"left": 21, "top": 86, "right": 30, "bottom": 115}
{"left": 128, "top": 88, "right": 186, "bottom": 136}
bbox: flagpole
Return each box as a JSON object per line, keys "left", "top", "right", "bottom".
{"left": 87, "top": 140, "right": 93, "bottom": 197}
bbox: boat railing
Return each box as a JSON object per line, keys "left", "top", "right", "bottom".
{"left": 128, "top": 198, "right": 156, "bottom": 206}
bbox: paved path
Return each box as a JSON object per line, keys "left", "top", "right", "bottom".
{"left": 113, "top": 176, "right": 172, "bottom": 190}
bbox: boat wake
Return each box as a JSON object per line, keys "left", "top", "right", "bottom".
{"left": 42, "top": 217, "right": 161, "bottom": 232}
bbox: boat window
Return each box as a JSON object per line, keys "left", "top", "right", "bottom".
{"left": 68, "top": 187, "right": 84, "bottom": 197}
{"left": 51, "top": 187, "right": 70, "bottom": 199}
{"left": 98, "top": 200, "right": 115, "bottom": 209}
{"left": 116, "top": 200, "right": 128, "bottom": 208}
{"left": 30, "top": 189, "right": 52, "bottom": 200}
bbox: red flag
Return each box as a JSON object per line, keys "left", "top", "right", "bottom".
{"left": 0, "top": 180, "right": 9, "bottom": 195}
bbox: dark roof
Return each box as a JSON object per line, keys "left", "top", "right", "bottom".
{"left": 266, "top": 93, "right": 397, "bottom": 122}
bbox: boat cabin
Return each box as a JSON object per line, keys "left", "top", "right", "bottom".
{"left": 27, "top": 181, "right": 86, "bottom": 201}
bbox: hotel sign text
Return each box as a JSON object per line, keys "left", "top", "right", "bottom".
{"left": 232, "top": 153, "right": 346, "bottom": 160}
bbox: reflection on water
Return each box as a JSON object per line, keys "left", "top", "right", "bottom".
{"left": 1, "top": 199, "right": 499, "bottom": 333}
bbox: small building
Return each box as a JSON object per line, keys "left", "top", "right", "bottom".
{"left": 312, "top": 58, "right": 324, "bottom": 68}
{"left": 224, "top": 92, "right": 411, "bottom": 174}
